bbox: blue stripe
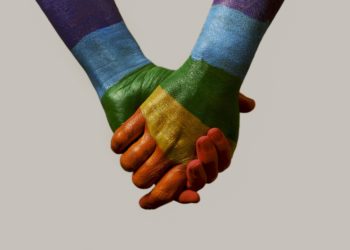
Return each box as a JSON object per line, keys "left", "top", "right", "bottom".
{"left": 191, "top": 5, "right": 269, "bottom": 79}
{"left": 72, "top": 22, "right": 150, "bottom": 98}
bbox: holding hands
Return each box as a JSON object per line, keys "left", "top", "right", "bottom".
{"left": 37, "top": 0, "right": 284, "bottom": 209}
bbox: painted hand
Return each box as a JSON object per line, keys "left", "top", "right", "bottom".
{"left": 37, "top": 0, "right": 255, "bottom": 209}
{"left": 38, "top": 0, "right": 283, "bottom": 210}
{"left": 102, "top": 64, "right": 254, "bottom": 131}
{"left": 111, "top": 58, "right": 246, "bottom": 209}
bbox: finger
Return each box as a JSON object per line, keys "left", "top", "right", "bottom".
{"left": 207, "top": 128, "right": 233, "bottom": 172}
{"left": 132, "top": 147, "right": 172, "bottom": 189}
{"left": 177, "top": 190, "right": 200, "bottom": 204}
{"left": 196, "top": 136, "right": 219, "bottom": 183}
{"left": 238, "top": 93, "right": 256, "bottom": 113}
{"left": 111, "top": 109, "right": 145, "bottom": 154}
{"left": 186, "top": 160, "right": 207, "bottom": 191}
{"left": 120, "top": 127, "right": 156, "bottom": 172}
{"left": 139, "top": 164, "right": 187, "bottom": 209}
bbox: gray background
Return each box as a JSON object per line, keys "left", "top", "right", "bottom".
{"left": 0, "top": 0, "right": 349, "bottom": 249}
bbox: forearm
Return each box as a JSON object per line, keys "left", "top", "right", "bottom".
{"left": 37, "top": 0, "right": 149, "bottom": 98}
{"left": 192, "top": 0, "right": 284, "bottom": 81}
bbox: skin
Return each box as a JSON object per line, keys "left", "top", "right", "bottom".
{"left": 37, "top": 0, "right": 282, "bottom": 211}
{"left": 111, "top": 92, "right": 255, "bottom": 209}
{"left": 101, "top": 60, "right": 255, "bottom": 209}
{"left": 108, "top": 0, "right": 285, "bottom": 209}
{"left": 110, "top": 57, "right": 247, "bottom": 210}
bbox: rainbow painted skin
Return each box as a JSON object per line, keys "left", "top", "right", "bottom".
{"left": 37, "top": 0, "right": 257, "bottom": 207}
{"left": 139, "top": 0, "right": 285, "bottom": 159}
{"left": 140, "top": 59, "right": 241, "bottom": 164}
{"left": 114, "top": 0, "right": 285, "bottom": 208}
{"left": 36, "top": 0, "right": 172, "bottom": 130}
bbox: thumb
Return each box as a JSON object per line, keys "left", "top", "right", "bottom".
{"left": 238, "top": 92, "right": 256, "bottom": 113}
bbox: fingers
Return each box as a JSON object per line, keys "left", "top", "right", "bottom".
{"left": 196, "top": 136, "right": 219, "bottom": 183}
{"left": 238, "top": 93, "right": 256, "bottom": 113}
{"left": 111, "top": 109, "right": 145, "bottom": 154}
{"left": 207, "top": 128, "right": 233, "bottom": 172}
{"left": 139, "top": 164, "right": 187, "bottom": 209}
{"left": 186, "top": 160, "right": 207, "bottom": 191}
{"left": 177, "top": 190, "right": 200, "bottom": 204}
{"left": 120, "top": 127, "right": 156, "bottom": 172}
{"left": 132, "top": 147, "right": 172, "bottom": 189}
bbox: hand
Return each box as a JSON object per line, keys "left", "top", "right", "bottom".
{"left": 102, "top": 65, "right": 254, "bottom": 131}
{"left": 139, "top": 127, "right": 238, "bottom": 209}
{"left": 111, "top": 58, "right": 248, "bottom": 209}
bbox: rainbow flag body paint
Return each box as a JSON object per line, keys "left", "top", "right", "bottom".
{"left": 37, "top": 0, "right": 284, "bottom": 164}
{"left": 37, "top": 0, "right": 173, "bottom": 129}
{"left": 139, "top": 0, "right": 285, "bottom": 163}
{"left": 37, "top": 0, "right": 152, "bottom": 98}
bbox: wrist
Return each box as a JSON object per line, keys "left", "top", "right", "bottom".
{"left": 72, "top": 22, "right": 150, "bottom": 98}
{"left": 192, "top": 4, "right": 269, "bottom": 80}
{"left": 37, "top": 0, "right": 151, "bottom": 99}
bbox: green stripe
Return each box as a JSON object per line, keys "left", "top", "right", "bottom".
{"left": 160, "top": 58, "right": 242, "bottom": 141}
{"left": 101, "top": 63, "right": 173, "bottom": 131}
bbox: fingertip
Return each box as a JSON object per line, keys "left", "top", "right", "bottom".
{"left": 139, "top": 190, "right": 174, "bottom": 210}
{"left": 207, "top": 128, "right": 224, "bottom": 140}
{"left": 120, "top": 150, "right": 135, "bottom": 172}
{"left": 196, "top": 136, "right": 210, "bottom": 148}
{"left": 132, "top": 172, "right": 153, "bottom": 189}
{"left": 178, "top": 190, "right": 200, "bottom": 204}
{"left": 238, "top": 93, "right": 256, "bottom": 113}
{"left": 111, "top": 130, "right": 125, "bottom": 154}
{"left": 139, "top": 194, "right": 156, "bottom": 210}
{"left": 110, "top": 110, "right": 145, "bottom": 154}
{"left": 249, "top": 98, "right": 256, "bottom": 110}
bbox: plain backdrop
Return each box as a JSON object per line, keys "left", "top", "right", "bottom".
{"left": 0, "top": 0, "right": 349, "bottom": 249}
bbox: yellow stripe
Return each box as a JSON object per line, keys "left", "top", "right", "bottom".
{"left": 140, "top": 86, "right": 209, "bottom": 164}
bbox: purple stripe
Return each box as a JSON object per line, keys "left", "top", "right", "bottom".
{"left": 213, "top": 0, "right": 284, "bottom": 22}
{"left": 37, "top": 0, "right": 123, "bottom": 49}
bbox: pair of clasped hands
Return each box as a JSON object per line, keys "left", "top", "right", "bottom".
{"left": 37, "top": 0, "right": 283, "bottom": 210}
{"left": 108, "top": 65, "right": 256, "bottom": 209}
{"left": 111, "top": 93, "right": 255, "bottom": 209}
